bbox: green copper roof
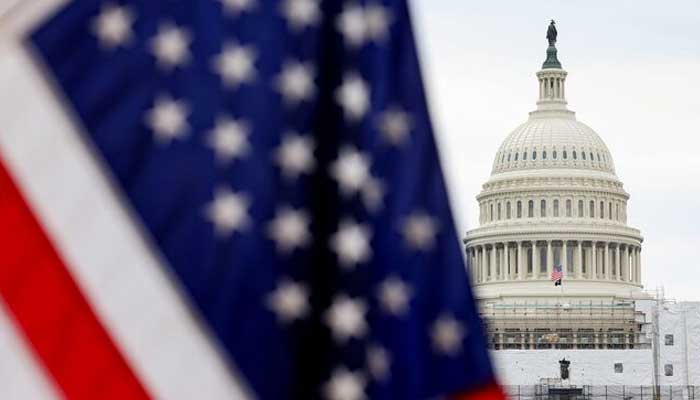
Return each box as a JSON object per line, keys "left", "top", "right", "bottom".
{"left": 542, "top": 45, "right": 562, "bottom": 69}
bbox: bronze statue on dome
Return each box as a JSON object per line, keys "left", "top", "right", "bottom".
{"left": 547, "top": 20, "right": 558, "bottom": 47}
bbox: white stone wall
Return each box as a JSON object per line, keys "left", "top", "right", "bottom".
{"left": 491, "top": 349, "right": 654, "bottom": 386}
{"left": 652, "top": 301, "right": 700, "bottom": 386}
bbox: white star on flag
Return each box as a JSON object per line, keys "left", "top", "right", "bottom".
{"left": 280, "top": 0, "right": 321, "bottom": 31}
{"left": 91, "top": 3, "right": 135, "bottom": 49}
{"left": 401, "top": 212, "right": 439, "bottom": 251}
{"left": 377, "top": 107, "right": 412, "bottom": 146}
{"left": 330, "top": 146, "right": 371, "bottom": 197}
{"left": 274, "top": 132, "right": 316, "bottom": 180}
{"left": 324, "top": 367, "right": 366, "bottom": 400}
{"left": 145, "top": 94, "right": 190, "bottom": 144}
{"left": 150, "top": 23, "right": 192, "bottom": 70}
{"left": 219, "top": 0, "right": 257, "bottom": 16}
{"left": 267, "top": 206, "right": 312, "bottom": 254}
{"left": 266, "top": 279, "right": 309, "bottom": 323}
{"left": 206, "top": 117, "right": 251, "bottom": 163}
{"left": 212, "top": 42, "right": 257, "bottom": 88}
{"left": 336, "top": 4, "right": 366, "bottom": 48}
{"left": 335, "top": 72, "right": 370, "bottom": 122}
{"left": 275, "top": 60, "right": 316, "bottom": 104}
{"left": 377, "top": 275, "right": 412, "bottom": 317}
{"left": 325, "top": 295, "right": 368, "bottom": 343}
{"left": 204, "top": 187, "right": 251, "bottom": 236}
{"left": 431, "top": 314, "right": 466, "bottom": 356}
{"left": 330, "top": 220, "right": 372, "bottom": 268}
{"left": 364, "top": 3, "right": 392, "bottom": 42}
{"left": 366, "top": 345, "right": 391, "bottom": 382}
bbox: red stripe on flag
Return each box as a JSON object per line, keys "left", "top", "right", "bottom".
{"left": 451, "top": 381, "right": 507, "bottom": 400}
{"left": 0, "top": 157, "right": 151, "bottom": 400}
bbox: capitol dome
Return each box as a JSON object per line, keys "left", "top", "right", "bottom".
{"left": 464, "top": 30, "right": 644, "bottom": 302}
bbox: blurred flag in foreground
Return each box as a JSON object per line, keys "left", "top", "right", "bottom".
{"left": 0, "top": 1, "right": 503, "bottom": 399}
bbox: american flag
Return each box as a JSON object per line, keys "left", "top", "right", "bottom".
{"left": 0, "top": 1, "right": 502, "bottom": 399}
{"left": 551, "top": 264, "right": 563, "bottom": 286}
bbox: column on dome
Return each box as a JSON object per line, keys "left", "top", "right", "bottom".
{"left": 562, "top": 241, "right": 568, "bottom": 274}
{"left": 576, "top": 241, "right": 583, "bottom": 279}
{"left": 546, "top": 240, "right": 553, "bottom": 277}
{"left": 615, "top": 244, "right": 621, "bottom": 280}
{"left": 490, "top": 244, "right": 496, "bottom": 281}
{"left": 637, "top": 247, "right": 642, "bottom": 284}
{"left": 622, "top": 245, "right": 629, "bottom": 282}
{"left": 471, "top": 248, "right": 479, "bottom": 284}
{"left": 604, "top": 243, "right": 610, "bottom": 280}
{"left": 481, "top": 246, "right": 488, "bottom": 282}
{"left": 504, "top": 243, "right": 511, "bottom": 280}
{"left": 531, "top": 241, "right": 538, "bottom": 279}
{"left": 500, "top": 243, "right": 507, "bottom": 281}
{"left": 591, "top": 242, "right": 597, "bottom": 279}
{"left": 517, "top": 241, "right": 524, "bottom": 280}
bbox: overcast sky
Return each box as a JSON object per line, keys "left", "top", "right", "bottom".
{"left": 409, "top": 0, "right": 700, "bottom": 300}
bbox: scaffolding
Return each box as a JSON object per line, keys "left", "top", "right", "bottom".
{"left": 480, "top": 301, "right": 651, "bottom": 350}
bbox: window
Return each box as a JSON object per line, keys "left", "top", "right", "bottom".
{"left": 665, "top": 334, "right": 674, "bottom": 346}
{"left": 590, "top": 152, "right": 594, "bottom": 161}
{"left": 490, "top": 204, "right": 494, "bottom": 221}
{"left": 507, "top": 153, "right": 511, "bottom": 161}
{"left": 614, "top": 363, "right": 623, "bottom": 373}
{"left": 563, "top": 150, "right": 568, "bottom": 159}
{"left": 539, "top": 247, "right": 547, "bottom": 273}
{"left": 515, "top": 153, "right": 519, "bottom": 161}
{"left": 600, "top": 201, "right": 605, "bottom": 219}
{"left": 543, "top": 150, "right": 547, "bottom": 159}
{"left": 501, "top": 153, "right": 505, "bottom": 163}
{"left": 578, "top": 200, "right": 584, "bottom": 217}
{"left": 573, "top": 151, "right": 577, "bottom": 159}
{"left": 497, "top": 203, "right": 502, "bottom": 220}
{"left": 590, "top": 201, "right": 595, "bottom": 218}
{"left": 528, "top": 200, "right": 534, "bottom": 218}
{"left": 533, "top": 151, "right": 537, "bottom": 160}
{"left": 665, "top": 364, "right": 674, "bottom": 377}
{"left": 553, "top": 150, "right": 558, "bottom": 159}
{"left": 616, "top": 203, "right": 620, "bottom": 221}
{"left": 566, "top": 199, "right": 572, "bottom": 217}
{"left": 609, "top": 203, "right": 613, "bottom": 220}
{"left": 553, "top": 199, "right": 559, "bottom": 217}
{"left": 523, "top": 152, "right": 527, "bottom": 160}
{"left": 540, "top": 200, "right": 546, "bottom": 217}
{"left": 597, "top": 153, "right": 601, "bottom": 161}
{"left": 517, "top": 201, "right": 522, "bottom": 218}
{"left": 582, "top": 152, "right": 587, "bottom": 160}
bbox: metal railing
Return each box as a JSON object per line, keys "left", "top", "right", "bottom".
{"left": 503, "top": 385, "right": 699, "bottom": 400}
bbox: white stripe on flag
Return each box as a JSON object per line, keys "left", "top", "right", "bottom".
{"left": 0, "top": 303, "right": 59, "bottom": 400}
{"left": 0, "top": 36, "right": 252, "bottom": 400}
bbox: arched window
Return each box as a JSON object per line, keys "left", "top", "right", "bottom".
{"left": 573, "top": 151, "right": 577, "bottom": 160}
{"left": 563, "top": 150, "right": 568, "bottom": 159}
{"left": 539, "top": 247, "right": 547, "bottom": 273}
{"left": 515, "top": 153, "right": 519, "bottom": 161}
{"left": 507, "top": 201, "right": 512, "bottom": 219}
{"left": 490, "top": 204, "right": 494, "bottom": 221}
{"left": 566, "top": 199, "right": 572, "bottom": 217}
{"left": 528, "top": 200, "right": 534, "bottom": 218}
{"left": 600, "top": 201, "right": 605, "bottom": 219}
{"left": 582, "top": 151, "right": 587, "bottom": 160}
{"left": 553, "top": 150, "right": 558, "bottom": 159}
{"left": 608, "top": 202, "right": 613, "bottom": 220}
{"left": 590, "top": 152, "right": 594, "bottom": 160}
{"left": 553, "top": 199, "right": 559, "bottom": 217}
{"left": 578, "top": 200, "right": 584, "bottom": 217}
{"left": 527, "top": 247, "right": 533, "bottom": 273}
{"left": 543, "top": 150, "right": 547, "bottom": 159}
{"left": 508, "top": 153, "right": 511, "bottom": 161}
{"left": 597, "top": 153, "right": 601, "bottom": 162}
{"left": 523, "top": 151, "right": 527, "bottom": 160}
{"left": 498, "top": 203, "right": 502, "bottom": 220}
{"left": 517, "top": 201, "right": 522, "bottom": 218}
{"left": 501, "top": 153, "right": 505, "bottom": 163}
{"left": 590, "top": 200, "right": 595, "bottom": 218}
{"left": 616, "top": 203, "right": 619, "bottom": 221}
{"left": 540, "top": 199, "right": 547, "bottom": 217}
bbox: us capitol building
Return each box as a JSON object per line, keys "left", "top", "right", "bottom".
{"left": 463, "top": 22, "right": 700, "bottom": 391}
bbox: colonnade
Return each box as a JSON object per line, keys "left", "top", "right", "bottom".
{"left": 467, "top": 240, "right": 641, "bottom": 284}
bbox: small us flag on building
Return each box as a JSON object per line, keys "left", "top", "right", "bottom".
{"left": 0, "top": 1, "right": 504, "bottom": 399}
{"left": 551, "top": 264, "right": 564, "bottom": 286}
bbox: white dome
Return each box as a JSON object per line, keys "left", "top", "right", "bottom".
{"left": 492, "top": 111, "right": 616, "bottom": 176}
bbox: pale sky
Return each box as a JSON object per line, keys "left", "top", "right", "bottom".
{"left": 410, "top": 1, "right": 700, "bottom": 300}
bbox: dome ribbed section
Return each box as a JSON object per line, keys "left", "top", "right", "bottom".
{"left": 491, "top": 116, "right": 616, "bottom": 175}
